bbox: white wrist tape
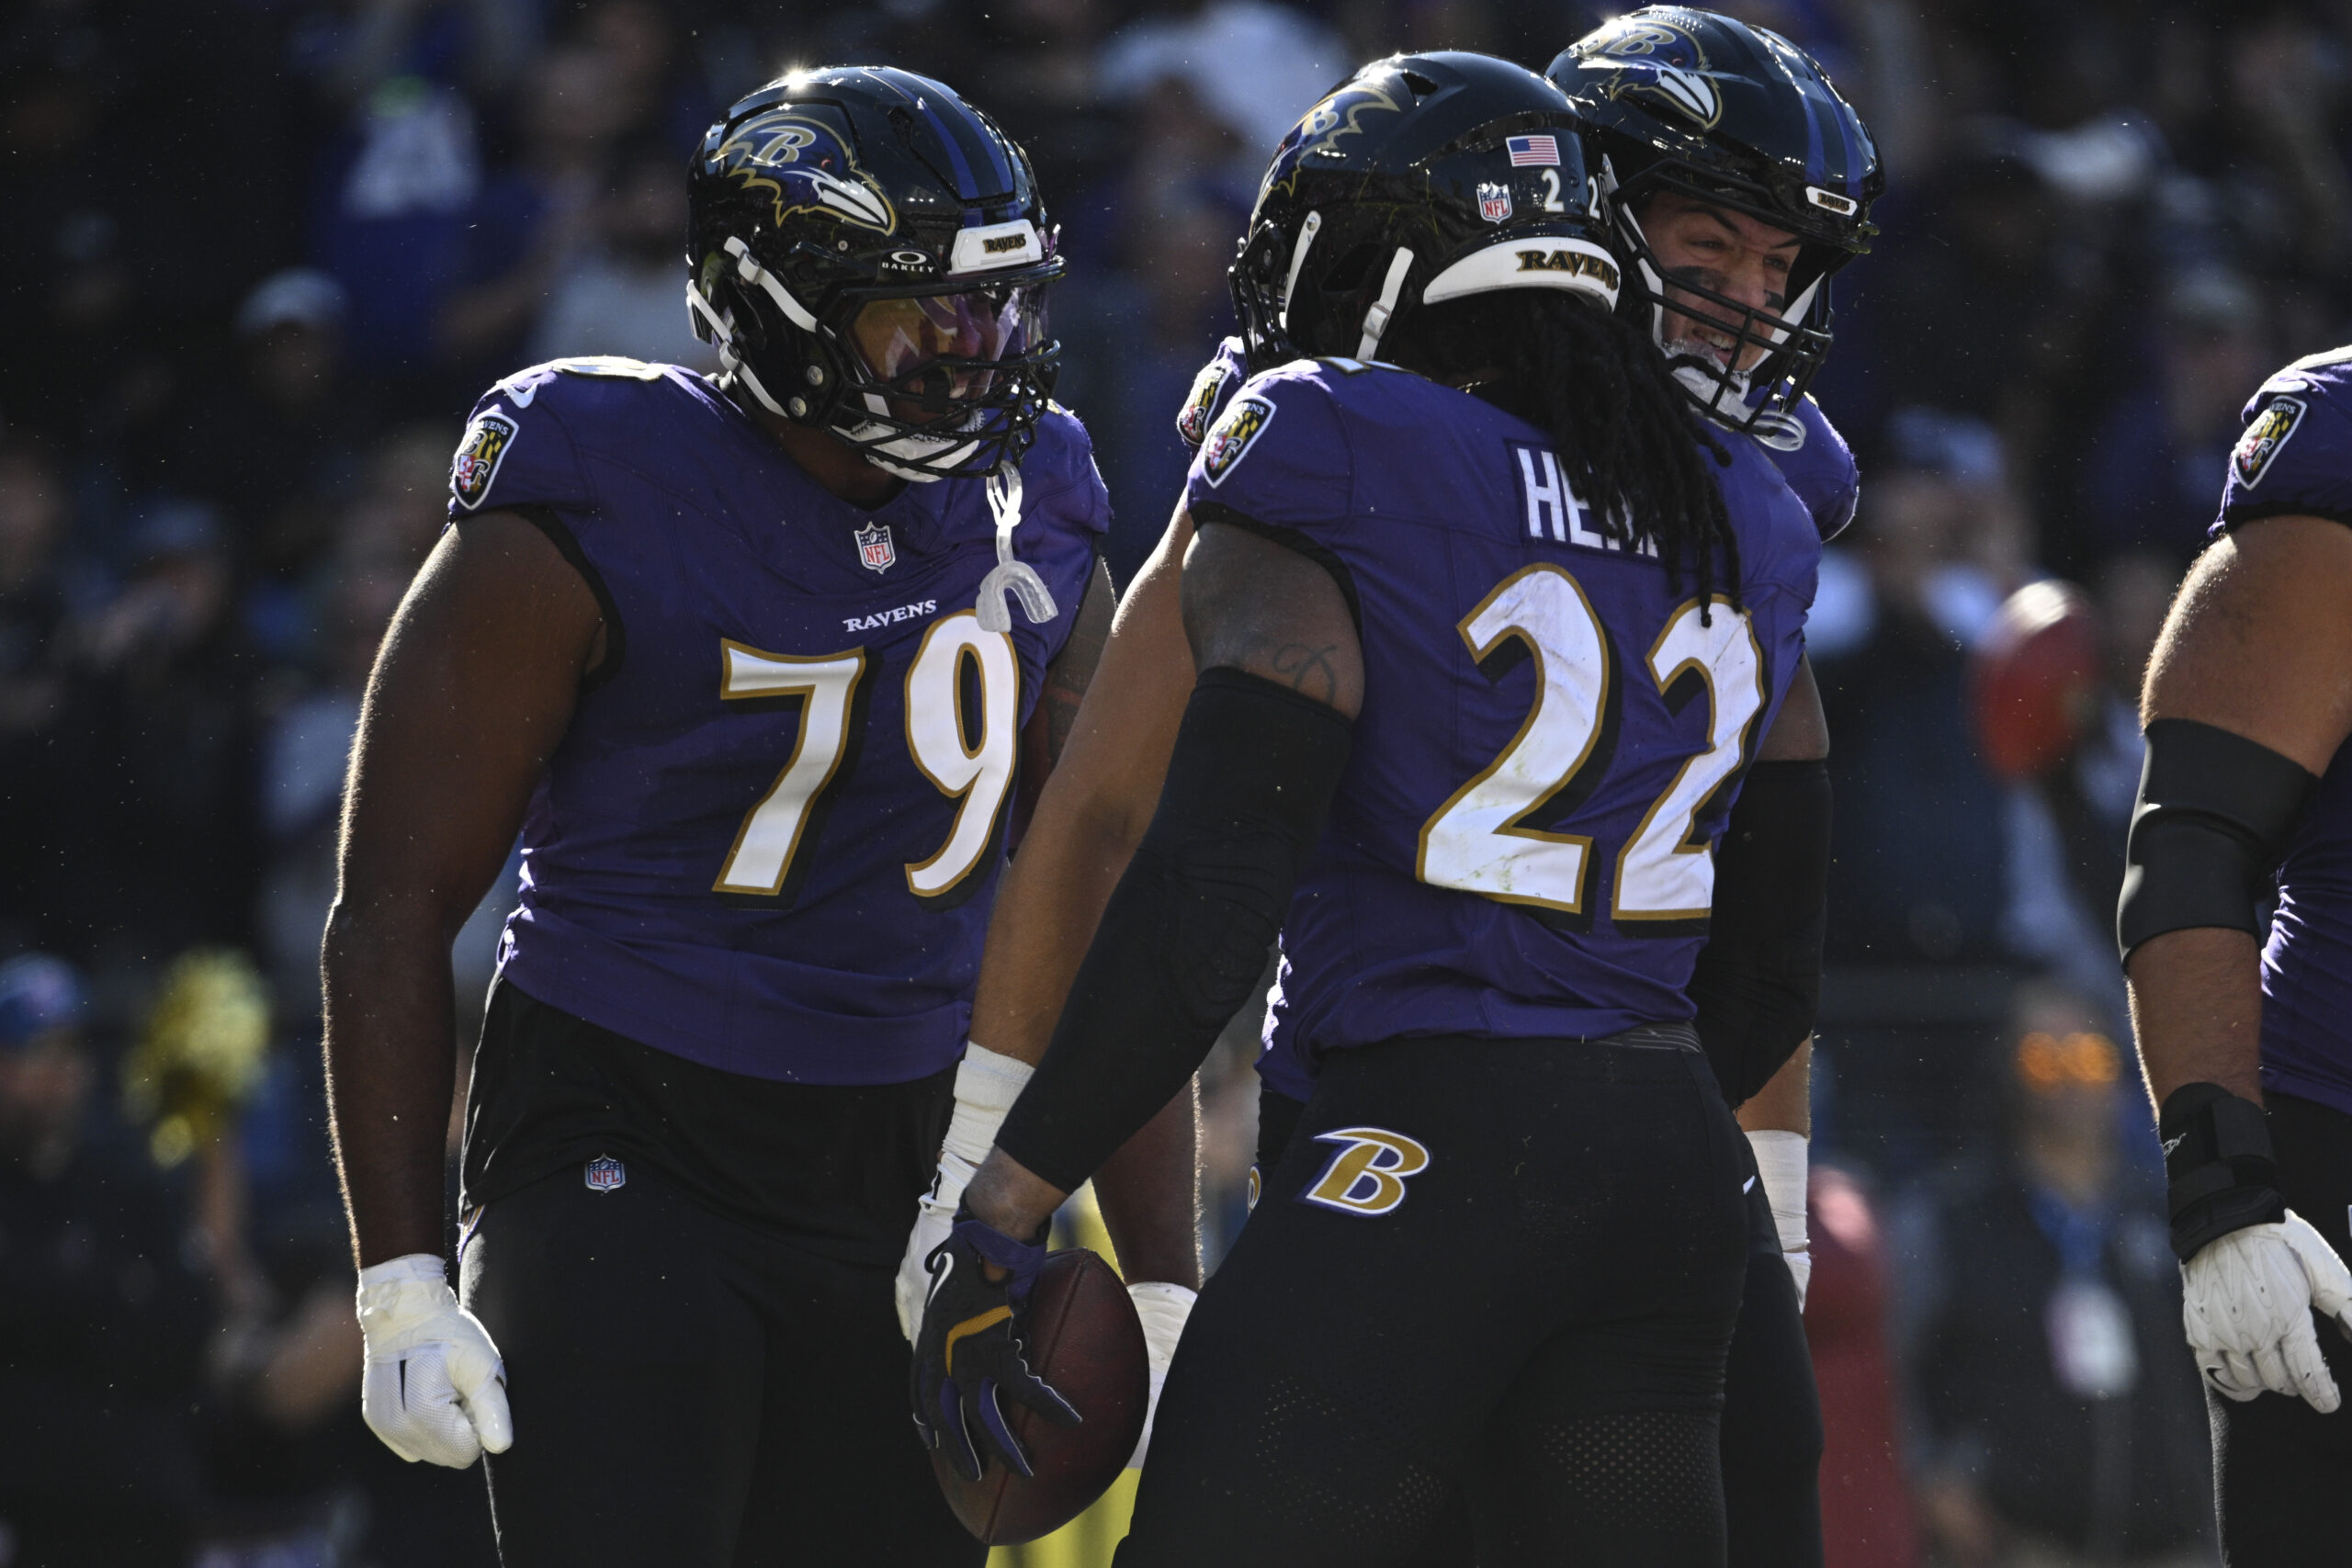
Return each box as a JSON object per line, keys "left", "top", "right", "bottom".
{"left": 359, "top": 1252, "right": 456, "bottom": 1294}
{"left": 944, "top": 1042, "right": 1035, "bottom": 1170}
{"left": 1747, "top": 1129, "right": 1810, "bottom": 1257}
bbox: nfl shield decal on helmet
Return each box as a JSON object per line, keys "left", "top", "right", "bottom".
{"left": 1477, "top": 181, "right": 1514, "bottom": 223}
{"left": 2233, "top": 395, "right": 2307, "bottom": 488}
{"left": 854, "top": 521, "right": 896, "bottom": 572}
{"left": 450, "top": 412, "right": 519, "bottom": 511}
{"left": 1200, "top": 393, "right": 1277, "bottom": 488}
{"left": 584, "top": 1155, "right": 627, "bottom": 1192}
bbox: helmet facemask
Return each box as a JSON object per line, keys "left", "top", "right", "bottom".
{"left": 824, "top": 275, "right": 1057, "bottom": 481}
{"left": 1600, "top": 158, "right": 1846, "bottom": 448}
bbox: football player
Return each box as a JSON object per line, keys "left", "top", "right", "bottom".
{"left": 907, "top": 52, "right": 1827, "bottom": 1562}
{"left": 321, "top": 67, "right": 1183, "bottom": 1567}
{"left": 911, "top": 11, "right": 1877, "bottom": 1556}
{"left": 2120, "top": 341, "right": 2352, "bottom": 1564}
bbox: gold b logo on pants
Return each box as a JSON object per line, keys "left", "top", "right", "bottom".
{"left": 1300, "top": 1126, "right": 1431, "bottom": 1215}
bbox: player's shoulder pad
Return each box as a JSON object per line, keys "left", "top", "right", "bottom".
{"left": 1175, "top": 336, "right": 1251, "bottom": 450}
{"left": 2219, "top": 344, "right": 2352, "bottom": 531}
{"left": 1768, "top": 395, "right": 1860, "bottom": 542}
{"left": 448, "top": 356, "right": 700, "bottom": 517}
{"left": 1184, "top": 358, "right": 1363, "bottom": 528}
{"left": 1018, "top": 402, "right": 1112, "bottom": 538}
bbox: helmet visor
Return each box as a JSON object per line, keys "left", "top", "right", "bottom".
{"left": 845, "top": 284, "right": 1049, "bottom": 418}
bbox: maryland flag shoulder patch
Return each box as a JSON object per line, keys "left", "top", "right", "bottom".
{"left": 2233, "top": 395, "right": 2306, "bottom": 490}
{"left": 1200, "top": 393, "right": 1276, "bottom": 488}
{"left": 450, "top": 411, "right": 520, "bottom": 511}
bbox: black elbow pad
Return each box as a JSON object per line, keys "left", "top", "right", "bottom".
{"left": 2117, "top": 718, "right": 2316, "bottom": 964}
{"left": 1688, "top": 758, "right": 1831, "bottom": 1106}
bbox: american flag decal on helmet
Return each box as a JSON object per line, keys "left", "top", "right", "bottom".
{"left": 1506, "top": 134, "right": 1560, "bottom": 167}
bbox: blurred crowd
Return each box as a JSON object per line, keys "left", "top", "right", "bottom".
{"left": 5, "top": 0, "right": 2351, "bottom": 1562}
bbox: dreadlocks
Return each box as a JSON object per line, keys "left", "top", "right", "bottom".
{"left": 1385, "top": 288, "right": 1741, "bottom": 615}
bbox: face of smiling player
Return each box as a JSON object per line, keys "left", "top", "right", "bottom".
{"left": 1634, "top": 192, "right": 1804, "bottom": 373}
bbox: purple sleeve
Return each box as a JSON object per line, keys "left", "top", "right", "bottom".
{"left": 1182, "top": 369, "right": 1353, "bottom": 531}
{"left": 2215, "top": 362, "right": 2352, "bottom": 536}
{"left": 446, "top": 367, "right": 595, "bottom": 521}
{"left": 1773, "top": 397, "right": 1860, "bottom": 542}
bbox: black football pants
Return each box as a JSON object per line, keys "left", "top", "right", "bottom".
{"left": 1119, "top": 1029, "right": 1750, "bottom": 1568}
{"left": 461, "top": 1162, "right": 982, "bottom": 1568}
{"left": 2207, "top": 1091, "right": 2352, "bottom": 1567}
{"left": 1250, "top": 1074, "right": 1825, "bottom": 1568}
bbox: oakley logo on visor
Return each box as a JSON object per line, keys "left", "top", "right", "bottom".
{"left": 950, "top": 220, "right": 1042, "bottom": 274}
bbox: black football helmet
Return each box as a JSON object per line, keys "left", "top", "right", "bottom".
{"left": 1229, "top": 52, "right": 1623, "bottom": 375}
{"left": 1548, "top": 9, "right": 1882, "bottom": 441}
{"left": 686, "top": 66, "right": 1061, "bottom": 481}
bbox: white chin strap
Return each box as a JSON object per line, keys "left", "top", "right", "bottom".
{"left": 1279, "top": 209, "right": 1324, "bottom": 332}
{"left": 976, "top": 466, "right": 1059, "bottom": 631}
{"left": 1356, "top": 246, "right": 1417, "bottom": 360}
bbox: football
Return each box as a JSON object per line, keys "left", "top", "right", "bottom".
{"left": 1969, "top": 581, "right": 2104, "bottom": 782}
{"left": 931, "top": 1248, "right": 1149, "bottom": 1545}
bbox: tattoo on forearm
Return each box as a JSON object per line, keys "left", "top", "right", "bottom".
{"left": 1270, "top": 643, "right": 1341, "bottom": 703}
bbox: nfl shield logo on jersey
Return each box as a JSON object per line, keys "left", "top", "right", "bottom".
{"left": 584, "top": 1155, "right": 626, "bottom": 1192}
{"left": 854, "top": 522, "right": 896, "bottom": 573}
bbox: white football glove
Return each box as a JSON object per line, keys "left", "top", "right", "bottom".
{"left": 2182, "top": 1209, "right": 2352, "bottom": 1413}
{"left": 1747, "top": 1129, "right": 1812, "bottom": 1312}
{"left": 1125, "top": 1280, "right": 1197, "bottom": 1470}
{"left": 357, "top": 1253, "right": 513, "bottom": 1468}
{"left": 898, "top": 1043, "right": 1034, "bottom": 1342}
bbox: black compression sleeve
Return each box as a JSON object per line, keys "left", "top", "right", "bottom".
{"left": 1686, "top": 758, "right": 1831, "bottom": 1107}
{"left": 2117, "top": 718, "right": 2317, "bottom": 962}
{"left": 996, "top": 669, "right": 1353, "bottom": 1194}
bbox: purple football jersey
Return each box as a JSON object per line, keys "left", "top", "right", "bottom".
{"left": 2211, "top": 345, "right": 2352, "bottom": 1120}
{"left": 445, "top": 358, "right": 1107, "bottom": 1084}
{"left": 1187, "top": 359, "right": 1819, "bottom": 1067}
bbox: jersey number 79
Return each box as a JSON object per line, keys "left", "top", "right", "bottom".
{"left": 711, "top": 610, "right": 1018, "bottom": 906}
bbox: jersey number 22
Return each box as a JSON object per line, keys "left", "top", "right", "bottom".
{"left": 1419, "top": 563, "right": 1765, "bottom": 926}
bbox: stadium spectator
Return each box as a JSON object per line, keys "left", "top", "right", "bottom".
{"left": 0, "top": 953, "right": 213, "bottom": 1568}
{"left": 1890, "top": 983, "right": 2212, "bottom": 1568}
{"left": 2080, "top": 269, "right": 2272, "bottom": 556}
{"left": 1818, "top": 410, "right": 2026, "bottom": 965}
{"left": 40, "top": 502, "right": 261, "bottom": 972}
{"left": 528, "top": 140, "right": 718, "bottom": 371}
{"left": 435, "top": 46, "right": 635, "bottom": 382}
{"left": 1806, "top": 1163, "right": 1923, "bottom": 1568}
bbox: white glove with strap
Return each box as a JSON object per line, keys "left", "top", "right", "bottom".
{"left": 898, "top": 1043, "right": 1034, "bottom": 1342}
{"left": 1125, "top": 1280, "right": 1197, "bottom": 1470}
{"left": 1747, "top": 1130, "right": 1811, "bottom": 1311}
{"left": 2184, "top": 1210, "right": 2352, "bottom": 1412}
{"left": 357, "top": 1253, "right": 513, "bottom": 1467}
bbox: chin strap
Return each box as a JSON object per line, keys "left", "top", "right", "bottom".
{"left": 1356, "top": 247, "right": 1417, "bottom": 360}
{"left": 976, "top": 466, "right": 1059, "bottom": 633}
